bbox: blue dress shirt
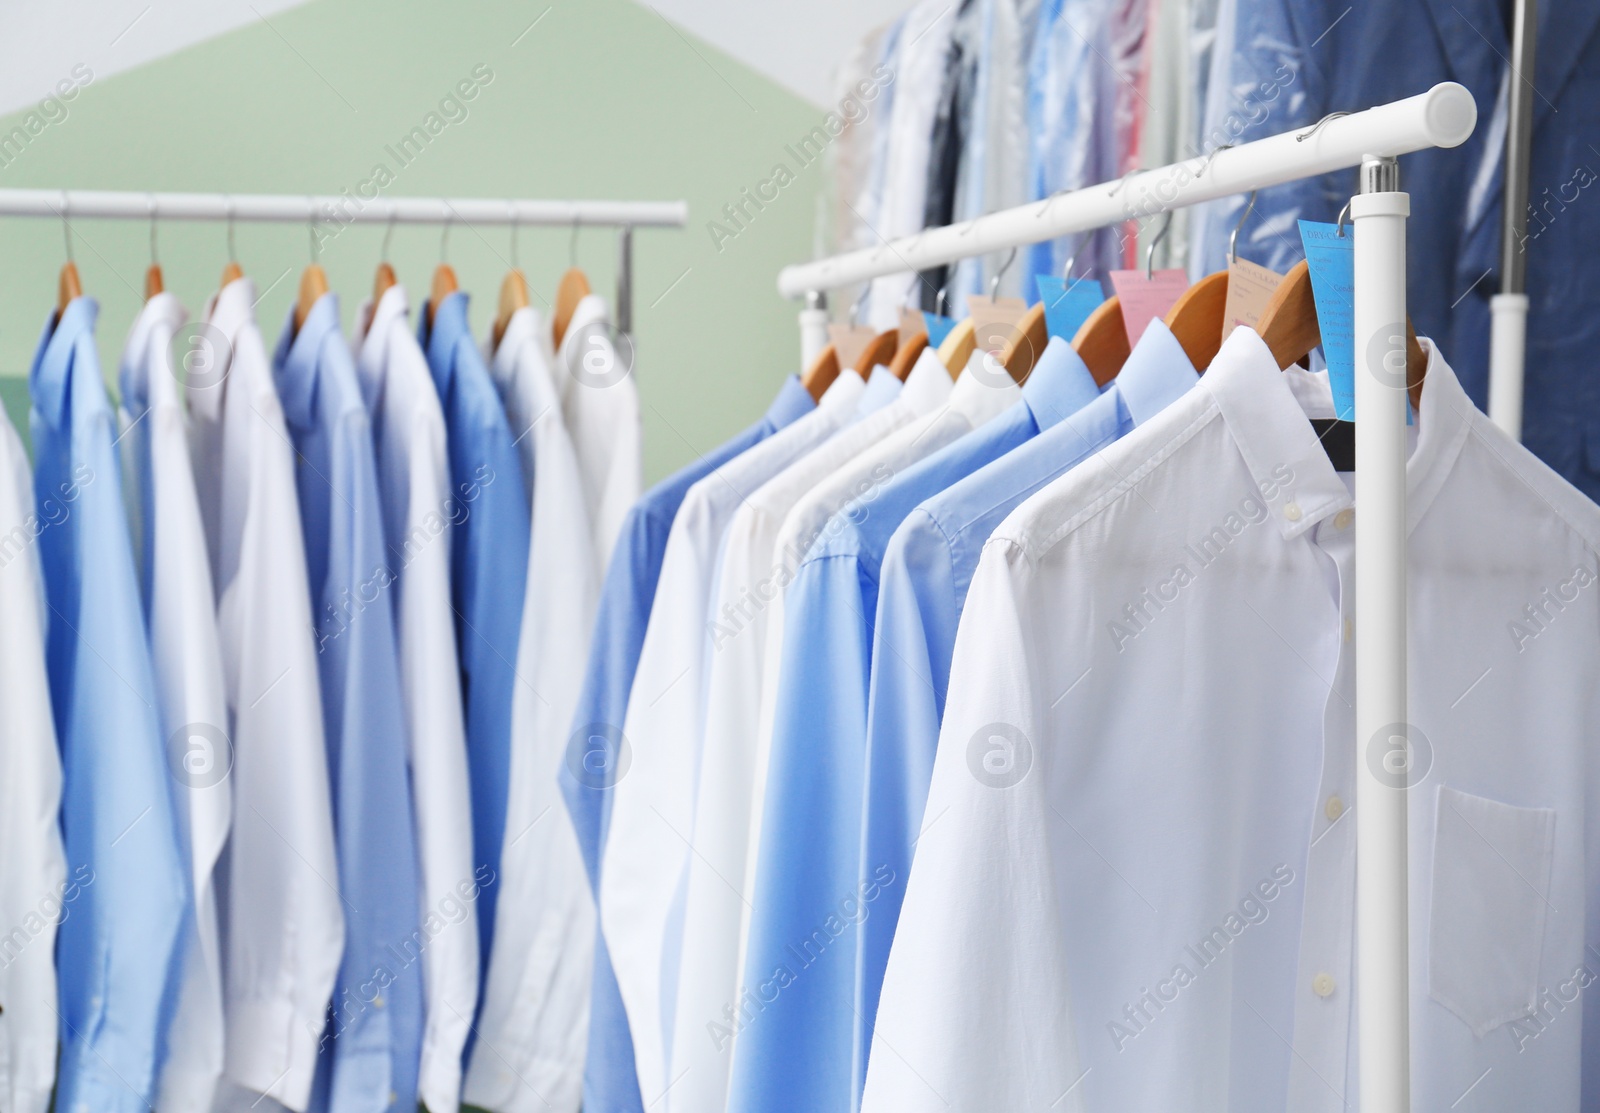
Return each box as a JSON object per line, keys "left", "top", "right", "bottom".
{"left": 727, "top": 340, "right": 1099, "bottom": 1113}
{"left": 273, "top": 295, "right": 424, "bottom": 1113}
{"left": 854, "top": 323, "right": 1198, "bottom": 1097}
{"left": 561, "top": 375, "right": 813, "bottom": 1113}
{"left": 417, "top": 292, "right": 530, "bottom": 989}
{"left": 29, "top": 298, "right": 187, "bottom": 1113}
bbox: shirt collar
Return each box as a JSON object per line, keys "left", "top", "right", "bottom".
{"left": 856, "top": 364, "right": 903, "bottom": 415}
{"left": 765, "top": 374, "right": 816, "bottom": 430}
{"left": 818, "top": 368, "right": 868, "bottom": 415}
{"left": 1202, "top": 327, "right": 1352, "bottom": 540}
{"left": 946, "top": 351, "right": 1021, "bottom": 423}
{"left": 491, "top": 305, "right": 539, "bottom": 390}
{"left": 900, "top": 346, "right": 956, "bottom": 412}
{"left": 420, "top": 291, "right": 472, "bottom": 391}
{"left": 354, "top": 284, "right": 410, "bottom": 411}
{"left": 1114, "top": 318, "right": 1198, "bottom": 425}
{"left": 30, "top": 296, "right": 98, "bottom": 429}
{"left": 274, "top": 291, "right": 341, "bottom": 432}
{"left": 1022, "top": 336, "right": 1102, "bottom": 430}
{"left": 119, "top": 292, "right": 186, "bottom": 416}
{"left": 1405, "top": 336, "right": 1475, "bottom": 533}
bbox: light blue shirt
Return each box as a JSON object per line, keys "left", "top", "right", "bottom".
{"left": 854, "top": 323, "right": 1198, "bottom": 1096}
{"left": 560, "top": 375, "right": 813, "bottom": 1113}
{"left": 273, "top": 294, "right": 423, "bottom": 1113}
{"left": 417, "top": 292, "right": 530, "bottom": 989}
{"left": 728, "top": 340, "right": 1099, "bottom": 1113}
{"left": 29, "top": 298, "right": 187, "bottom": 1113}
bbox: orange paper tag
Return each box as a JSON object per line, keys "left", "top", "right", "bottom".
{"left": 964, "top": 295, "right": 1028, "bottom": 359}
{"left": 1222, "top": 259, "right": 1286, "bottom": 341}
{"left": 1108, "top": 269, "right": 1189, "bottom": 349}
{"left": 828, "top": 323, "right": 878, "bottom": 372}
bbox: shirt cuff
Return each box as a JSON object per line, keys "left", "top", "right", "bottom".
{"left": 225, "top": 995, "right": 323, "bottom": 1112}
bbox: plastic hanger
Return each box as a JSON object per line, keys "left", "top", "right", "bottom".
{"left": 294, "top": 203, "right": 329, "bottom": 331}
{"left": 426, "top": 210, "right": 458, "bottom": 329}
{"left": 372, "top": 206, "right": 397, "bottom": 305}
{"left": 57, "top": 196, "right": 81, "bottom": 314}
{"left": 493, "top": 210, "right": 531, "bottom": 352}
{"left": 552, "top": 217, "right": 591, "bottom": 349}
{"left": 220, "top": 197, "right": 244, "bottom": 287}
{"left": 144, "top": 196, "right": 165, "bottom": 299}
{"left": 1164, "top": 193, "right": 1255, "bottom": 371}
{"left": 1255, "top": 204, "right": 1426, "bottom": 408}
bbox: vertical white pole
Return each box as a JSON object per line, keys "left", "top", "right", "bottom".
{"left": 1352, "top": 156, "right": 1411, "bottom": 1113}
{"left": 1488, "top": 0, "right": 1536, "bottom": 439}
{"left": 1488, "top": 292, "right": 1529, "bottom": 438}
{"left": 799, "top": 290, "right": 830, "bottom": 373}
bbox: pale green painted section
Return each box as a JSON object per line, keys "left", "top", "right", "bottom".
{"left": 0, "top": 0, "right": 830, "bottom": 482}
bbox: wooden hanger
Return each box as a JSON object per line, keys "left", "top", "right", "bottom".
{"left": 553, "top": 267, "right": 592, "bottom": 350}
{"left": 425, "top": 262, "right": 458, "bottom": 329}
{"left": 801, "top": 344, "right": 841, "bottom": 402}
{"left": 1071, "top": 296, "right": 1131, "bottom": 386}
{"left": 854, "top": 328, "right": 899, "bottom": 376}
{"left": 492, "top": 269, "right": 531, "bottom": 352}
{"left": 1163, "top": 270, "right": 1230, "bottom": 371}
{"left": 372, "top": 261, "right": 396, "bottom": 304}
{"left": 294, "top": 263, "right": 329, "bottom": 331}
{"left": 221, "top": 260, "right": 244, "bottom": 285}
{"left": 998, "top": 303, "right": 1049, "bottom": 383}
{"left": 145, "top": 263, "right": 165, "bottom": 299}
{"left": 936, "top": 317, "right": 977, "bottom": 375}
{"left": 57, "top": 261, "right": 82, "bottom": 315}
{"left": 888, "top": 330, "right": 929, "bottom": 380}
{"left": 1256, "top": 259, "right": 1426, "bottom": 410}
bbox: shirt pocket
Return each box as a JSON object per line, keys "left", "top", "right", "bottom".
{"left": 1428, "top": 785, "right": 1556, "bottom": 1037}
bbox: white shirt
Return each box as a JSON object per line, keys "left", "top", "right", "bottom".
{"left": 862, "top": 329, "right": 1600, "bottom": 1112}
{"left": 0, "top": 401, "right": 65, "bottom": 1113}
{"left": 464, "top": 305, "right": 600, "bottom": 1113}
{"left": 119, "top": 293, "right": 232, "bottom": 1113}
{"left": 600, "top": 371, "right": 869, "bottom": 1107}
{"left": 189, "top": 277, "right": 343, "bottom": 1113}
{"left": 664, "top": 351, "right": 1010, "bottom": 1112}
{"left": 553, "top": 294, "right": 641, "bottom": 569}
{"left": 352, "top": 286, "right": 478, "bottom": 1113}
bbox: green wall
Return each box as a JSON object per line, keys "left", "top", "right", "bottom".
{"left": 0, "top": 0, "right": 827, "bottom": 483}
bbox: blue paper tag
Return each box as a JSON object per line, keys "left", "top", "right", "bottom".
{"left": 1035, "top": 275, "right": 1106, "bottom": 342}
{"left": 1298, "top": 220, "right": 1355, "bottom": 421}
{"left": 922, "top": 311, "right": 957, "bottom": 350}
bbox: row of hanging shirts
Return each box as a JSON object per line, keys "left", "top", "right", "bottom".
{"left": 0, "top": 224, "right": 640, "bottom": 1113}
{"left": 574, "top": 215, "right": 1600, "bottom": 1113}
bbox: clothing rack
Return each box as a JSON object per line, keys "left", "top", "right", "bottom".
{"left": 0, "top": 189, "right": 689, "bottom": 335}
{"left": 1488, "top": 0, "right": 1537, "bottom": 438}
{"left": 779, "top": 81, "right": 1477, "bottom": 1113}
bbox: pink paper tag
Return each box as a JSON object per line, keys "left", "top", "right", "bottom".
{"left": 1108, "top": 269, "right": 1190, "bottom": 349}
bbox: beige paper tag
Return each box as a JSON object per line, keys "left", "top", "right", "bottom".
{"left": 965, "top": 295, "right": 1028, "bottom": 358}
{"left": 1222, "top": 259, "right": 1286, "bottom": 341}
{"left": 827, "top": 323, "right": 877, "bottom": 372}
{"left": 899, "top": 306, "right": 929, "bottom": 342}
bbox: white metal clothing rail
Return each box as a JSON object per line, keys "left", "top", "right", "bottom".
{"left": 779, "top": 82, "right": 1477, "bottom": 1113}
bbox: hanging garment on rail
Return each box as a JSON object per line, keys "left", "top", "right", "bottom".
{"left": 29, "top": 297, "right": 187, "bottom": 1113}
{"left": 676, "top": 353, "right": 963, "bottom": 1113}
{"left": 599, "top": 370, "right": 870, "bottom": 1107}
{"left": 353, "top": 284, "right": 478, "bottom": 1113}
{"left": 855, "top": 323, "right": 1195, "bottom": 1099}
{"left": 861, "top": 329, "right": 1600, "bottom": 1112}
{"left": 552, "top": 295, "right": 641, "bottom": 568}
{"left": 561, "top": 372, "right": 814, "bottom": 1113}
{"left": 119, "top": 293, "right": 231, "bottom": 1113}
{"left": 419, "top": 290, "right": 530, "bottom": 992}
{"left": 721, "top": 353, "right": 1021, "bottom": 1113}
{"left": 273, "top": 294, "right": 424, "bottom": 1113}
{"left": 190, "top": 277, "right": 342, "bottom": 1113}
{"left": 0, "top": 397, "right": 65, "bottom": 1113}
{"left": 464, "top": 305, "right": 601, "bottom": 1113}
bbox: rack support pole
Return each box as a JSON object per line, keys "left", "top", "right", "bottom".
{"left": 1488, "top": 0, "right": 1537, "bottom": 439}
{"left": 799, "top": 290, "right": 829, "bottom": 374}
{"left": 1352, "top": 156, "right": 1411, "bottom": 1113}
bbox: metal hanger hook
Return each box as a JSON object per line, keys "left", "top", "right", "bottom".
{"left": 380, "top": 205, "right": 397, "bottom": 262}
{"left": 1230, "top": 190, "right": 1258, "bottom": 263}
{"left": 1295, "top": 110, "right": 1350, "bottom": 143}
{"left": 1200, "top": 143, "right": 1234, "bottom": 177}
{"left": 509, "top": 202, "right": 520, "bottom": 269}
{"left": 224, "top": 196, "right": 237, "bottom": 263}
{"left": 934, "top": 279, "right": 949, "bottom": 319}
{"left": 989, "top": 245, "right": 1018, "bottom": 300}
{"left": 1145, "top": 210, "right": 1173, "bottom": 280}
{"left": 308, "top": 197, "right": 320, "bottom": 263}
{"left": 148, "top": 194, "right": 159, "bottom": 266}
{"left": 569, "top": 214, "right": 581, "bottom": 268}
{"left": 60, "top": 190, "right": 73, "bottom": 263}
{"left": 1336, "top": 201, "right": 1351, "bottom": 238}
{"left": 851, "top": 281, "right": 872, "bottom": 327}
{"left": 439, "top": 210, "right": 452, "bottom": 263}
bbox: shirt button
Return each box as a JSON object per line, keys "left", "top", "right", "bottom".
{"left": 389, "top": 1093, "right": 398, "bottom": 1106}
{"left": 372, "top": 995, "right": 385, "bottom": 1009}
{"left": 1283, "top": 502, "right": 1302, "bottom": 522}
{"left": 1333, "top": 508, "right": 1354, "bottom": 530}
{"left": 1325, "top": 795, "right": 1344, "bottom": 821}
{"left": 1313, "top": 973, "right": 1336, "bottom": 998}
